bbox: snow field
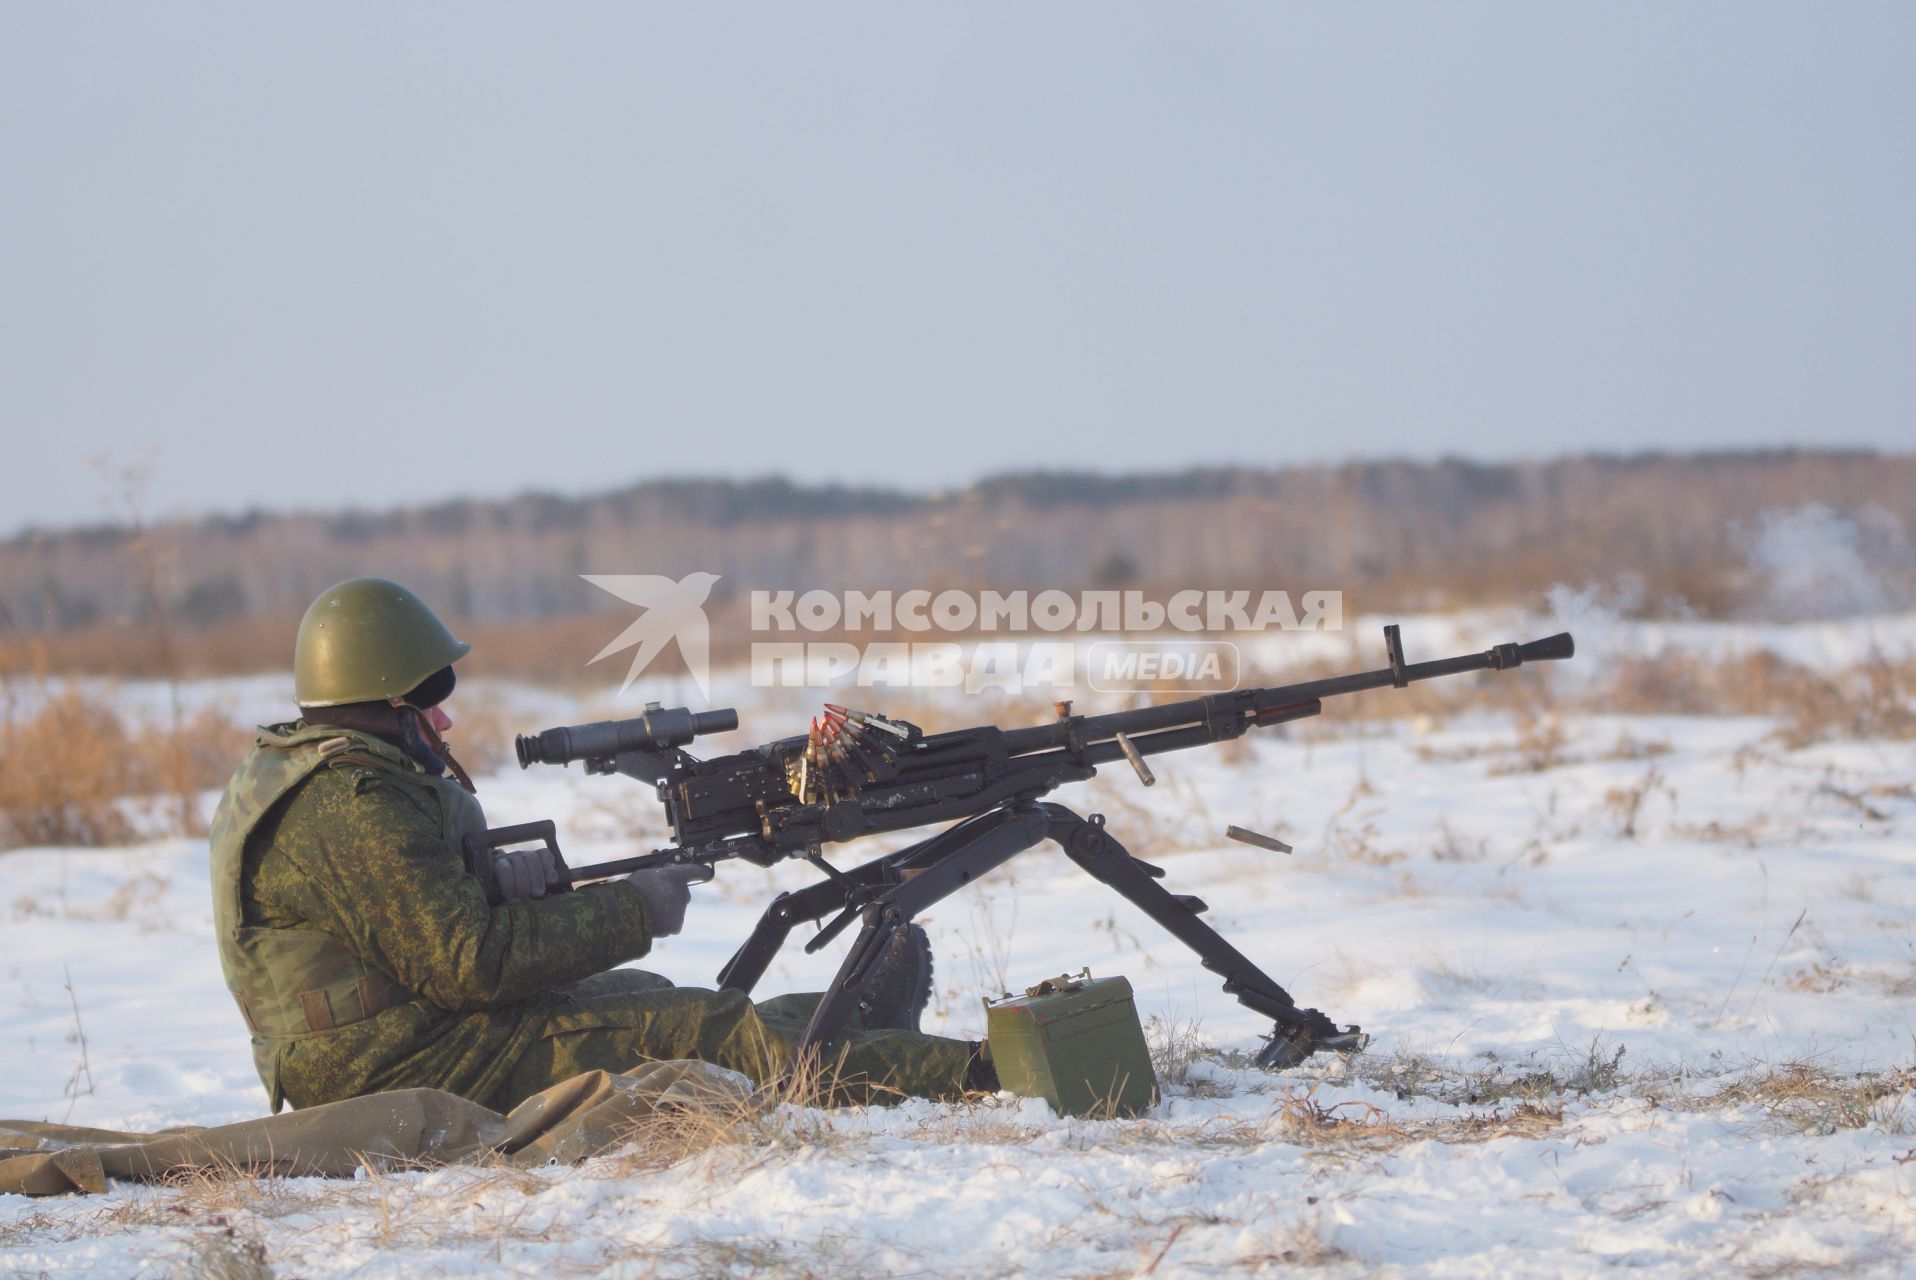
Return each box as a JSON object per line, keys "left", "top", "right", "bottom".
{"left": 2, "top": 620, "right": 1913, "bottom": 1277}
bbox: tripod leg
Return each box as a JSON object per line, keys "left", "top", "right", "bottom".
{"left": 797, "top": 804, "right": 1052, "bottom": 1056}
{"left": 716, "top": 830, "right": 948, "bottom": 993}
{"left": 1041, "top": 802, "right": 1364, "bottom": 1067}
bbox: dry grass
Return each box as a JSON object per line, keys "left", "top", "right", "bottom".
{"left": 876, "top": 1056, "right": 1568, "bottom": 1157}
{"left": 1430, "top": 819, "right": 1490, "bottom": 863}
{"left": 1419, "top": 720, "right": 1677, "bottom": 778}
{"left": 1603, "top": 765, "right": 1673, "bottom": 840}
{"left": 0, "top": 1155, "right": 329, "bottom": 1258}
{"left": 1600, "top": 649, "right": 1916, "bottom": 746}
{"left": 0, "top": 688, "right": 146, "bottom": 847}
{"left": 1315, "top": 777, "right": 1409, "bottom": 868}
{"left": 1144, "top": 1014, "right": 1210, "bottom": 1090}
{"left": 588, "top": 1048, "right": 913, "bottom": 1179}
{"left": 1354, "top": 1040, "right": 1643, "bottom": 1109}
{"left": 1695, "top": 1059, "right": 1916, "bottom": 1136}
{"left": 1269, "top": 1079, "right": 1563, "bottom": 1151}
{"left": 0, "top": 683, "right": 248, "bottom": 850}
{"left": 1671, "top": 813, "right": 1789, "bottom": 848}
{"left": 1781, "top": 961, "right": 1852, "bottom": 994}
{"left": 1485, "top": 715, "right": 1573, "bottom": 775}
{"left": 1814, "top": 776, "right": 1914, "bottom": 823}
{"left": 1353, "top": 1045, "right": 1916, "bottom": 1143}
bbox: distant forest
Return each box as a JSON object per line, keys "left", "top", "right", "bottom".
{"left": 3, "top": 452, "right": 1912, "bottom": 667}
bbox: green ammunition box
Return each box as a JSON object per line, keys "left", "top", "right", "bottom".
{"left": 985, "top": 971, "right": 1158, "bottom": 1118}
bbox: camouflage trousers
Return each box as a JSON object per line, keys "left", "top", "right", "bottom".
{"left": 497, "top": 970, "right": 974, "bottom": 1110}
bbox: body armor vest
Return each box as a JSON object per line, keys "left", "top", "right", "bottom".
{"left": 209, "top": 722, "right": 488, "bottom": 1048}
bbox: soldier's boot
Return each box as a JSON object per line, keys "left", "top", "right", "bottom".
{"left": 963, "top": 1040, "right": 999, "bottom": 1092}
{"left": 856, "top": 923, "right": 934, "bottom": 1032}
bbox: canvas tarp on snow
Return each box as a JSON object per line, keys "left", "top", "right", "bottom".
{"left": 0, "top": 1060, "right": 756, "bottom": 1197}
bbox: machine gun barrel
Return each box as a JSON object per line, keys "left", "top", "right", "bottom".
{"left": 997, "top": 629, "right": 1575, "bottom": 759}
{"left": 1248, "top": 629, "right": 1575, "bottom": 709}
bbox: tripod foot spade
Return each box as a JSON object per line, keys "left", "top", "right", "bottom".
{"left": 1254, "top": 1021, "right": 1370, "bottom": 1069}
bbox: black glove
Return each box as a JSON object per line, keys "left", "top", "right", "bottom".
{"left": 625, "top": 864, "right": 714, "bottom": 938}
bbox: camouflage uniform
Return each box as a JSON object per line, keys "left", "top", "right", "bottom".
{"left": 210, "top": 721, "right": 973, "bottom": 1112}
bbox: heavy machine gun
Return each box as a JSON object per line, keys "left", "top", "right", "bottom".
{"left": 517, "top": 625, "right": 1575, "bottom": 1068}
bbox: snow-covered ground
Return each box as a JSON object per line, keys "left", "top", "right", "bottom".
{"left": 3, "top": 616, "right": 1913, "bottom": 1277}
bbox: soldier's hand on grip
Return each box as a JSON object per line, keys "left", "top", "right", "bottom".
{"left": 625, "top": 863, "right": 713, "bottom": 938}
{"left": 493, "top": 846, "right": 562, "bottom": 901}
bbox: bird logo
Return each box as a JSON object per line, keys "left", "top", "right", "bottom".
{"left": 581, "top": 572, "right": 722, "bottom": 699}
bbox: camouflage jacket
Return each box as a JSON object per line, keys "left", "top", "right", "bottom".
{"left": 209, "top": 721, "right": 651, "bottom": 1110}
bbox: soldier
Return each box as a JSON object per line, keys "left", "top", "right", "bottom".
{"left": 210, "top": 578, "right": 994, "bottom": 1113}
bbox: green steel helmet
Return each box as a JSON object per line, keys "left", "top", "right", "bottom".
{"left": 293, "top": 578, "right": 471, "bottom": 708}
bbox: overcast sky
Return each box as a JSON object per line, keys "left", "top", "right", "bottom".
{"left": 2, "top": 4, "right": 1911, "bottom": 533}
